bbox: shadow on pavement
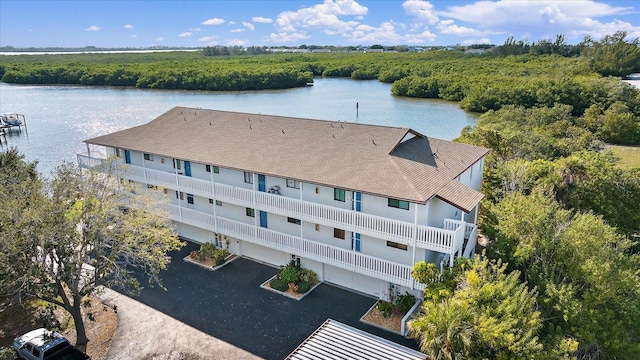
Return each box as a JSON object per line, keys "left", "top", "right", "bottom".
{"left": 125, "top": 241, "right": 420, "bottom": 360}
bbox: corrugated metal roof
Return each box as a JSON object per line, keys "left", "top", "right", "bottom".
{"left": 85, "top": 107, "right": 488, "bottom": 208}
{"left": 287, "top": 319, "right": 425, "bottom": 360}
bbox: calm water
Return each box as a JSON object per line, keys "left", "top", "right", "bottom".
{"left": 0, "top": 79, "right": 477, "bottom": 176}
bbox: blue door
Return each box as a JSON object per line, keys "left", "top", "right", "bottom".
{"left": 259, "top": 211, "right": 268, "bottom": 228}
{"left": 352, "top": 233, "right": 361, "bottom": 252}
{"left": 184, "top": 161, "right": 191, "bottom": 177}
{"left": 258, "top": 174, "right": 266, "bottom": 192}
{"left": 352, "top": 191, "right": 362, "bottom": 211}
{"left": 124, "top": 150, "right": 131, "bottom": 164}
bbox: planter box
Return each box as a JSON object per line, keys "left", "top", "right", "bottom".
{"left": 259, "top": 274, "right": 321, "bottom": 301}
{"left": 183, "top": 253, "right": 238, "bottom": 271}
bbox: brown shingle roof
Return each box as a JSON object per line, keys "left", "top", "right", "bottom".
{"left": 85, "top": 107, "right": 489, "bottom": 209}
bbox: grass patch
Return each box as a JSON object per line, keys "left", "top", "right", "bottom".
{"left": 609, "top": 145, "right": 640, "bottom": 168}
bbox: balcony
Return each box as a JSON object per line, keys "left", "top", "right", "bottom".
{"left": 78, "top": 154, "right": 476, "bottom": 261}
{"left": 170, "top": 204, "right": 424, "bottom": 289}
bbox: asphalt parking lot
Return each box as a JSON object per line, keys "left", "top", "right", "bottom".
{"left": 128, "top": 241, "right": 419, "bottom": 360}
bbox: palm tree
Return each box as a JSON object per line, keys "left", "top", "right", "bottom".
{"left": 408, "top": 298, "right": 475, "bottom": 360}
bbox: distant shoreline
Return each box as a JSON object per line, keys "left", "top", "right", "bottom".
{"left": 0, "top": 49, "right": 201, "bottom": 56}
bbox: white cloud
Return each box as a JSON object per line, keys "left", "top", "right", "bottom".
{"left": 198, "top": 36, "right": 217, "bottom": 43}
{"left": 269, "top": 31, "right": 310, "bottom": 43}
{"left": 438, "top": 0, "right": 639, "bottom": 41}
{"left": 123, "top": 24, "right": 133, "bottom": 29}
{"left": 130, "top": 34, "right": 137, "bottom": 38}
{"left": 227, "top": 39, "right": 249, "bottom": 46}
{"left": 273, "top": 0, "right": 367, "bottom": 41}
{"left": 403, "top": 0, "right": 439, "bottom": 25}
{"left": 228, "top": 21, "right": 236, "bottom": 25}
{"left": 179, "top": 32, "right": 193, "bottom": 37}
{"left": 190, "top": 28, "right": 202, "bottom": 32}
{"left": 436, "top": 20, "right": 484, "bottom": 36}
{"left": 404, "top": 29, "right": 437, "bottom": 43}
{"left": 461, "top": 37, "right": 491, "bottom": 45}
{"left": 86, "top": 25, "right": 101, "bottom": 32}
{"left": 202, "top": 18, "right": 225, "bottom": 25}
{"left": 253, "top": 16, "right": 273, "bottom": 23}
{"left": 155, "top": 37, "right": 164, "bottom": 42}
{"left": 242, "top": 21, "right": 255, "bottom": 31}
{"left": 347, "top": 21, "right": 403, "bottom": 44}
{"left": 231, "top": 29, "right": 245, "bottom": 33}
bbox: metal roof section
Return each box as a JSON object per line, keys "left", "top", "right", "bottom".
{"left": 286, "top": 319, "right": 425, "bottom": 360}
{"left": 85, "top": 106, "right": 488, "bottom": 209}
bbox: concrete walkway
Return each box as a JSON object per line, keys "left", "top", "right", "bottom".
{"left": 99, "top": 288, "right": 260, "bottom": 360}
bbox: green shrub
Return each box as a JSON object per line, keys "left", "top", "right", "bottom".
{"left": 299, "top": 268, "right": 318, "bottom": 285}
{"left": 270, "top": 278, "right": 288, "bottom": 292}
{"left": 213, "top": 248, "right": 230, "bottom": 265}
{"left": 279, "top": 264, "right": 300, "bottom": 284}
{"left": 377, "top": 301, "right": 393, "bottom": 317}
{"left": 396, "top": 292, "right": 417, "bottom": 314}
{"left": 197, "top": 242, "right": 217, "bottom": 260}
{"left": 296, "top": 280, "right": 311, "bottom": 293}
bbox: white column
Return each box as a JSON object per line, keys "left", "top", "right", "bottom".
{"left": 411, "top": 203, "right": 418, "bottom": 290}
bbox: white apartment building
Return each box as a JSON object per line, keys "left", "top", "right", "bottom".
{"left": 77, "top": 107, "right": 489, "bottom": 300}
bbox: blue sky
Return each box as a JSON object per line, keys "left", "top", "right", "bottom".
{"left": 1, "top": 0, "right": 639, "bottom": 48}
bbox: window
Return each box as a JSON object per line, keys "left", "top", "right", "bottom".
{"left": 246, "top": 208, "right": 255, "bottom": 217}
{"left": 205, "top": 165, "right": 220, "bottom": 173}
{"left": 286, "top": 179, "right": 300, "bottom": 189}
{"left": 244, "top": 171, "right": 253, "bottom": 184}
{"left": 206, "top": 165, "right": 211, "bottom": 172}
{"left": 143, "top": 153, "right": 153, "bottom": 161}
{"left": 173, "top": 159, "right": 181, "bottom": 170}
{"left": 187, "top": 193, "right": 194, "bottom": 204}
{"left": 334, "top": 188, "right": 345, "bottom": 202}
{"left": 116, "top": 148, "right": 122, "bottom": 158}
{"left": 287, "top": 217, "right": 301, "bottom": 225}
{"left": 209, "top": 198, "right": 214, "bottom": 204}
{"left": 334, "top": 228, "right": 345, "bottom": 239}
{"left": 215, "top": 200, "right": 222, "bottom": 206}
{"left": 387, "top": 241, "right": 408, "bottom": 250}
{"left": 388, "top": 198, "right": 410, "bottom": 210}
{"left": 176, "top": 191, "right": 184, "bottom": 200}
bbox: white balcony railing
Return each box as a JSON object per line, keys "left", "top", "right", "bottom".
{"left": 78, "top": 154, "right": 472, "bottom": 257}
{"left": 171, "top": 205, "right": 423, "bottom": 289}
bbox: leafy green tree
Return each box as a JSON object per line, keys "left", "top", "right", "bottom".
{"left": 487, "top": 192, "right": 640, "bottom": 358}
{"left": 0, "top": 155, "right": 183, "bottom": 349}
{"left": 582, "top": 31, "right": 640, "bottom": 77}
{"left": 410, "top": 256, "right": 546, "bottom": 359}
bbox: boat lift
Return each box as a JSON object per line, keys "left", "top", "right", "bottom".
{"left": 1, "top": 113, "right": 27, "bottom": 132}
{"left": 0, "top": 113, "right": 27, "bottom": 144}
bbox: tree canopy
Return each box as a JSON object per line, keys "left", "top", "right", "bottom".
{"left": 0, "top": 150, "right": 183, "bottom": 348}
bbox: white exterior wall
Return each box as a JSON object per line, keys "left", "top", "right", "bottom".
{"left": 301, "top": 183, "right": 352, "bottom": 209}
{"left": 360, "top": 193, "right": 416, "bottom": 223}
{"left": 324, "top": 265, "right": 385, "bottom": 299}
{"left": 175, "top": 223, "right": 211, "bottom": 244}
{"left": 240, "top": 241, "right": 289, "bottom": 266}
{"left": 359, "top": 234, "right": 415, "bottom": 264}
{"left": 426, "top": 198, "right": 459, "bottom": 227}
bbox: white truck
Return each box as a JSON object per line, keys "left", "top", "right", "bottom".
{"left": 12, "top": 328, "right": 90, "bottom": 360}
